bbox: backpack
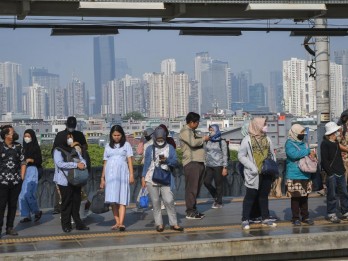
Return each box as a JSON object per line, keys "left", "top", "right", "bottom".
{"left": 55, "top": 147, "right": 89, "bottom": 186}
{"left": 218, "top": 139, "right": 232, "bottom": 167}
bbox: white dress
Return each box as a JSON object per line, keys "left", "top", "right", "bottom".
{"left": 104, "top": 142, "right": 133, "bottom": 205}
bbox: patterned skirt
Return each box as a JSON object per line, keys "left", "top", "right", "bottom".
{"left": 286, "top": 179, "right": 312, "bottom": 197}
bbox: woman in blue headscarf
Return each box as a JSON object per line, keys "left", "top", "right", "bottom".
{"left": 204, "top": 124, "right": 228, "bottom": 209}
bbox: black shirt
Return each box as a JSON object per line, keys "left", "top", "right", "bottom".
{"left": 0, "top": 142, "right": 26, "bottom": 186}
{"left": 320, "top": 137, "right": 345, "bottom": 176}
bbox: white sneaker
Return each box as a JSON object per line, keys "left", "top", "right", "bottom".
{"left": 212, "top": 202, "right": 223, "bottom": 209}
{"left": 241, "top": 220, "right": 250, "bottom": 230}
{"left": 262, "top": 219, "right": 277, "bottom": 227}
{"left": 161, "top": 204, "right": 166, "bottom": 210}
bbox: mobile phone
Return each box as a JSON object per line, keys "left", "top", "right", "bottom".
{"left": 159, "top": 154, "right": 165, "bottom": 160}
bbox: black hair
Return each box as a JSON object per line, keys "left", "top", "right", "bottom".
{"left": 186, "top": 112, "right": 200, "bottom": 124}
{"left": 109, "top": 125, "right": 126, "bottom": 148}
{"left": 66, "top": 116, "right": 77, "bottom": 129}
{"left": 0, "top": 125, "right": 13, "bottom": 140}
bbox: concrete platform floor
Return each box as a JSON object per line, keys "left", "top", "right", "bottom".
{"left": 1, "top": 195, "right": 348, "bottom": 260}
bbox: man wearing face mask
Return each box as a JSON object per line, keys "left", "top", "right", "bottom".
{"left": 52, "top": 117, "right": 89, "bottom": 215}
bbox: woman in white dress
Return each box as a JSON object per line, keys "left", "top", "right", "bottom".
{"left": 100, "top": 125, "right": 134, "bottom": 231}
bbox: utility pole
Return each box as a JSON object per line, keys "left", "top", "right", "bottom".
{"left": 315, "top": 18, "right": 330, "bottom": 162}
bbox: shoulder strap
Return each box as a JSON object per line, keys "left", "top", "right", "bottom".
{"left": 152, "top": 145, "right": 156, "bottom": 161}
{"left": 330, "top": 143, "right": 339, "bottom": 168}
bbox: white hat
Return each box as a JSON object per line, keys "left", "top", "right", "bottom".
{"left": 325, "top": 122, "right": 341, "bottom": 135}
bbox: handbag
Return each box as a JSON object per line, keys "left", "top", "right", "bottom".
{"left": 139, "top": 188, "right": 149, "bottom": 208}
{"left": 151, "top": 146, "right": 171, "bottom": 186}
{"left": 67, "top": 168, "right": 89, "bottom": 186}
{"left": 291, "top": 142, "right": 318, "bottom": 174}
{"left": 254, "top": 138, "right": 279, "bottom": 179}
{"left": 90, "top": 189, "right": 110, "bottom": 214}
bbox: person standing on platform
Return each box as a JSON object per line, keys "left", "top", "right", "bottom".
{"left": 321, "top": 122, "right": 348, "bottom": 223}
{"left": 0, "top": 125, "right": 26, "bottom": 237}
{"left": 238, "top": 118, "right": 277, "bottom": 230}
{"left": 179, "top": 112, "right": 209, "bottom": 220}
{"left": 285, "top": 124, "right": 315, "bottom": 226}
{"left": 100, "top": 125, "right": 134, "bottom": 231}
{"left": 204, "top": 124, "right": 228, "bottom": 209}
{"left": 19, "top": 129, "right": 43, "bottom": 223}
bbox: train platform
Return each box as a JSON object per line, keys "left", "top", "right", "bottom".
{"left": 1, "top": 195, "right": 348, "bottom": 260}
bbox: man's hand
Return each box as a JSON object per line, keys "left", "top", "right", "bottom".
{"left": 222, "top": 168, "right": 228, "bottom": 176}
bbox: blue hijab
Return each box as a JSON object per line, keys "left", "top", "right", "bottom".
{"left": 209, "top": 124, "right": 222, "bottom": 142}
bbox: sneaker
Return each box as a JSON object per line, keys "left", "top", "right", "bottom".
{"left": 262, "top": 219, "right": 277, "bottom": 227}
{"left": 292, "top": 220, "right": 301, "bottom": 226}
{"left": 327, "top": 214, "right": 341, "bottom": 223}
{"left": 268, "top": 216, "right": 278, "bottom": 222}
{"left": 186, "top": 212, "right": 204, "bottom": 220}
{"left": 302, "top": 219, "right": 314, "bottom": 225}
{"left": 249, "top": 217, "right": 262, "bottom": 224}
{"left": 241, "top": 220, "right": 250, "bottom": 230}
{"left": 161, "top": 204, "right": 166, "bottom": 210}
{"left": 212, "top": 202, "right": 223, "bottom": 209}
{"left": 341, "top": 213, "right": 348, "bottom": 221}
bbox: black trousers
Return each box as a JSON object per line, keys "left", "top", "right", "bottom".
{"left": 204, "top": 166, "right": 223, "bottom": 204}
{"left": 58, "top": 184, "right": 84, "bottom": 229}
{"left": 291, "top": 196, "right": 309, "bottom": 221}
{"left": 0, "top": 183, "right": 22, "bottom": 230}
{"left": 242, "top": 175, "right": 273, "bottom": 221}
{"left": 184, "top": 162, "right": 205, "bottom": 214}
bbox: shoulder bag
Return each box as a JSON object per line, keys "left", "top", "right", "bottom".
{"left": 291, "top": 142, "right": 317, "bottom": 174}
{"left": 254, "top": 138, "right": 279, "bottom": 179}
{"left": 151, "top": 146, "right": 171, "bottom": 186}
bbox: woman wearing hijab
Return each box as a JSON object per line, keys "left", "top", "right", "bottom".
{"left": 204, "top": 124, "right": 228, "bottom": 209}
{"left": 285, "top": 124, "right": 316, "bottom": 226}
{"left": 19, "top": 129, "right": 43, "bottom": 223}
{"left": 159, "top": 124, "right": 176, "bottom": 149}
{"left": 238, "top": 118, "right": 277, "bottom": 230}
{"left": 141, "top": 127, "right": 183, "bottom": 232}
{"left": 53, "top": 133, "right": 89, "bottom": 233}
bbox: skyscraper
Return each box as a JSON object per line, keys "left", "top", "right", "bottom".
{"left": 94, "top": 36, "right": 115, "bottom": 114}
{"left": 330, "top": 62, "right": 343, "bottom": 119}
{"left": 249, "top": 83, "right": 266, "bottom": 109}
{"left": 0, "top": 62, "right": 22, "bottom": 113}
{"left": 115, "top": 58, "right": 132, "bottom": 79}
{"left": 67, "top": 78, "right": 88, "bottom": 116}
{"left": 269, "top": 71, "right": 283, "bottom": 113}
{"left": 334, "top": 50, "right": 348, "bottom": 109}
{"left": 28, "top": 83, "right": 46, "bottom": 119}
{"left": 161, "top": 59, "right": 176, "bottom": 75}
{"left": 283, "top": 58, "right": 316, "bottom": 116}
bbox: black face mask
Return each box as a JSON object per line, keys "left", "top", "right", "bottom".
{"left": 297, "top": 134, "right": 305, "bottom": 141}
{"left": 145, "top": 136, "right": 151, "bottom": 141}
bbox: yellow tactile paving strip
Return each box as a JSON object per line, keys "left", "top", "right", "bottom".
{"left": 0, "top": 219, "right": 344, "bottom": 245}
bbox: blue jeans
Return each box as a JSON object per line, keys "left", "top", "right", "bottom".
{"left": 326, "top": 174, "right": 348, "bottom": 215}
{"left": 19, "top": 166, "right": 40, "bottom": 217}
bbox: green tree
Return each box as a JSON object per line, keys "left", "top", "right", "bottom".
{"left": 122, "top": 111, "right": 144, "bottom": 121}
{"left": 41, "top": 144, "right": 54, "bottom": 169}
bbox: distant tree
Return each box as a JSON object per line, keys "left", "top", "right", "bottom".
{"left": 122, "top": 111, "right": 145, "bottom": 121}
{"left": 41, "top": 144, "right": 54, "bottom": 169}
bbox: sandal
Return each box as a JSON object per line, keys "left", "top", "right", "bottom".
{"left": 111, "top": 224, "right": 120, "bottom": 230}
{"left": 156, "top": 225, "right": 164, "bottom": 232}
{"left": 119, "top": 225, "right": 126, "bottom": 232}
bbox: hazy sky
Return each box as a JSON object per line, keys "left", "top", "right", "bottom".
{"left": 1, "top": 22, "right": 348, "bottom": 96}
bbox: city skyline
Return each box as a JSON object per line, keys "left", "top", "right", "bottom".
{"left": 2, "top": 28, "right": 348, "bottom": 95}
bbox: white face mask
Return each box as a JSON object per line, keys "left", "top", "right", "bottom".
{"left": 262, "top": 126, "right": 268, "bottom": 133}
{"left": 157, "top": 141, "right": 165, "bottom": 146}
{"left": 67, "top": 138, "right": 73, "bottom": 145}
{"left": 24, "top": 137, "right": 32, "bottom": 143}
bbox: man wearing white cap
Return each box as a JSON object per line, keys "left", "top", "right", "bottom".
{"left": 320, "top": 122, "right": 348, "bottom": 223}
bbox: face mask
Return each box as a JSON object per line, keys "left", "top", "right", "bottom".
{"left": 145, "top": 136, "right": 151, "bottom": 141}
{"left": 335, "top": 132, "right": 340, "bottom": 138}
{"left": 12, "top": 132, "right": 19, "bottom": 141}
{"left": 262, "top": 126, "right": 268, "bottom": 133}
{"left": 209, "top": 131, "right": 215, "bottom": 137}
{"left": 67, "top": 128, "right": 75, "bottom": 133}
{"left": 67, "top": 138, "right": 73, "bottom": 145}
{"left": 297, "top": 134, "right": 305, "bottom": 140}
{"left": 24, "top": 137, "right": 32, "bottom": 143}
{"left": 157, "top": 141, "right": 165, "bottom": 146}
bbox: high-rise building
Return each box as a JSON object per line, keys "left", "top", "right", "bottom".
{"left": 168, "top": 72, "right": 189, "bottom": 118}
{"left": 28, "top": 83, "right": 46, "bottom": 119}
{"left": 269, "top": 71, "right": 283, "bottom": 113}
{"left": 161, "top": 59, "right": 176, "bottom": 75}
{"left": 195, "top": 53, "right": 231, "bottom": 114}
{"left": 55, "top": 88, "right": 67, "bottom": 118}
{"left": 334, "top": 50, "right": 348, "bottom": 109}
{"left": 249, "top": 83, "right": 266, "bottom": 109}
{"left": 0, "top": 84, "right": 10, "bottom": 115}
{"left": 67, "top": 78, "right": 88, "bottom": 116}
{"left": 230, "top": 70, "right": 252, "bottom": 111}
{"left": 94, "top": 36, "right": 115, "bottom": 114}
{"left": 115, "top": 58, "right": 132, "bottom": 79}
{"left": 0, "top": 62, "right": 22, "bottom": 113}
{"left": 189, "top": 80, "right": 199, "bottom": 113}
{"left": 29, "top": 67, "right": 60, "bottom": 118}
{"left": 283, "top": 58, "right": 316, "bottom": 116}
{"left": 148, "top": 73, "right": 169, "bottom": 118}
{"left": 330, "top": 62, "right": 343, "bottom": 119}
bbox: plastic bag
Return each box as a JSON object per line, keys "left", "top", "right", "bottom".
{"left": 139, "top": 188, "right": 149, "bottom": 209}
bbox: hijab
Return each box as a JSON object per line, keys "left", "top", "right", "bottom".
{"left": 152, "top": 127, "right": 167, "bottom": 149}
{"left": 53, "top": 131, "right": 73, "bottom": 153}
{"left": 288, "top": 124, "right": 305, "bottom": 142}
{"left": 23, "top": 129, "right": 40, "bottom": 157}
{"left": 209, "top": 124, "right": 222, "bottom": 142}
{"left": 248, "top": 118, "right": 266, "bottom": 140}
{"left": 159, "top": 124, "right": 177, "bottom": 149}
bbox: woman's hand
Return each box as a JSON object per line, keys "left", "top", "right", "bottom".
{"left": 129, "top": 174, "right": 135, "bottom": 185}
{"left": 141, "top": 177, "right": 146, "bottom": 188}
{"left": 26, "top": 158, "right": 34, "bottom": 164}
{"left": 100, "top": 175, "right": 105, "bottom": 189}
{"left": 222, "top": 168, "right": 228, "bottom": 176}
{"left": 77, "top": 162, "right": 86, "bottom": 170}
